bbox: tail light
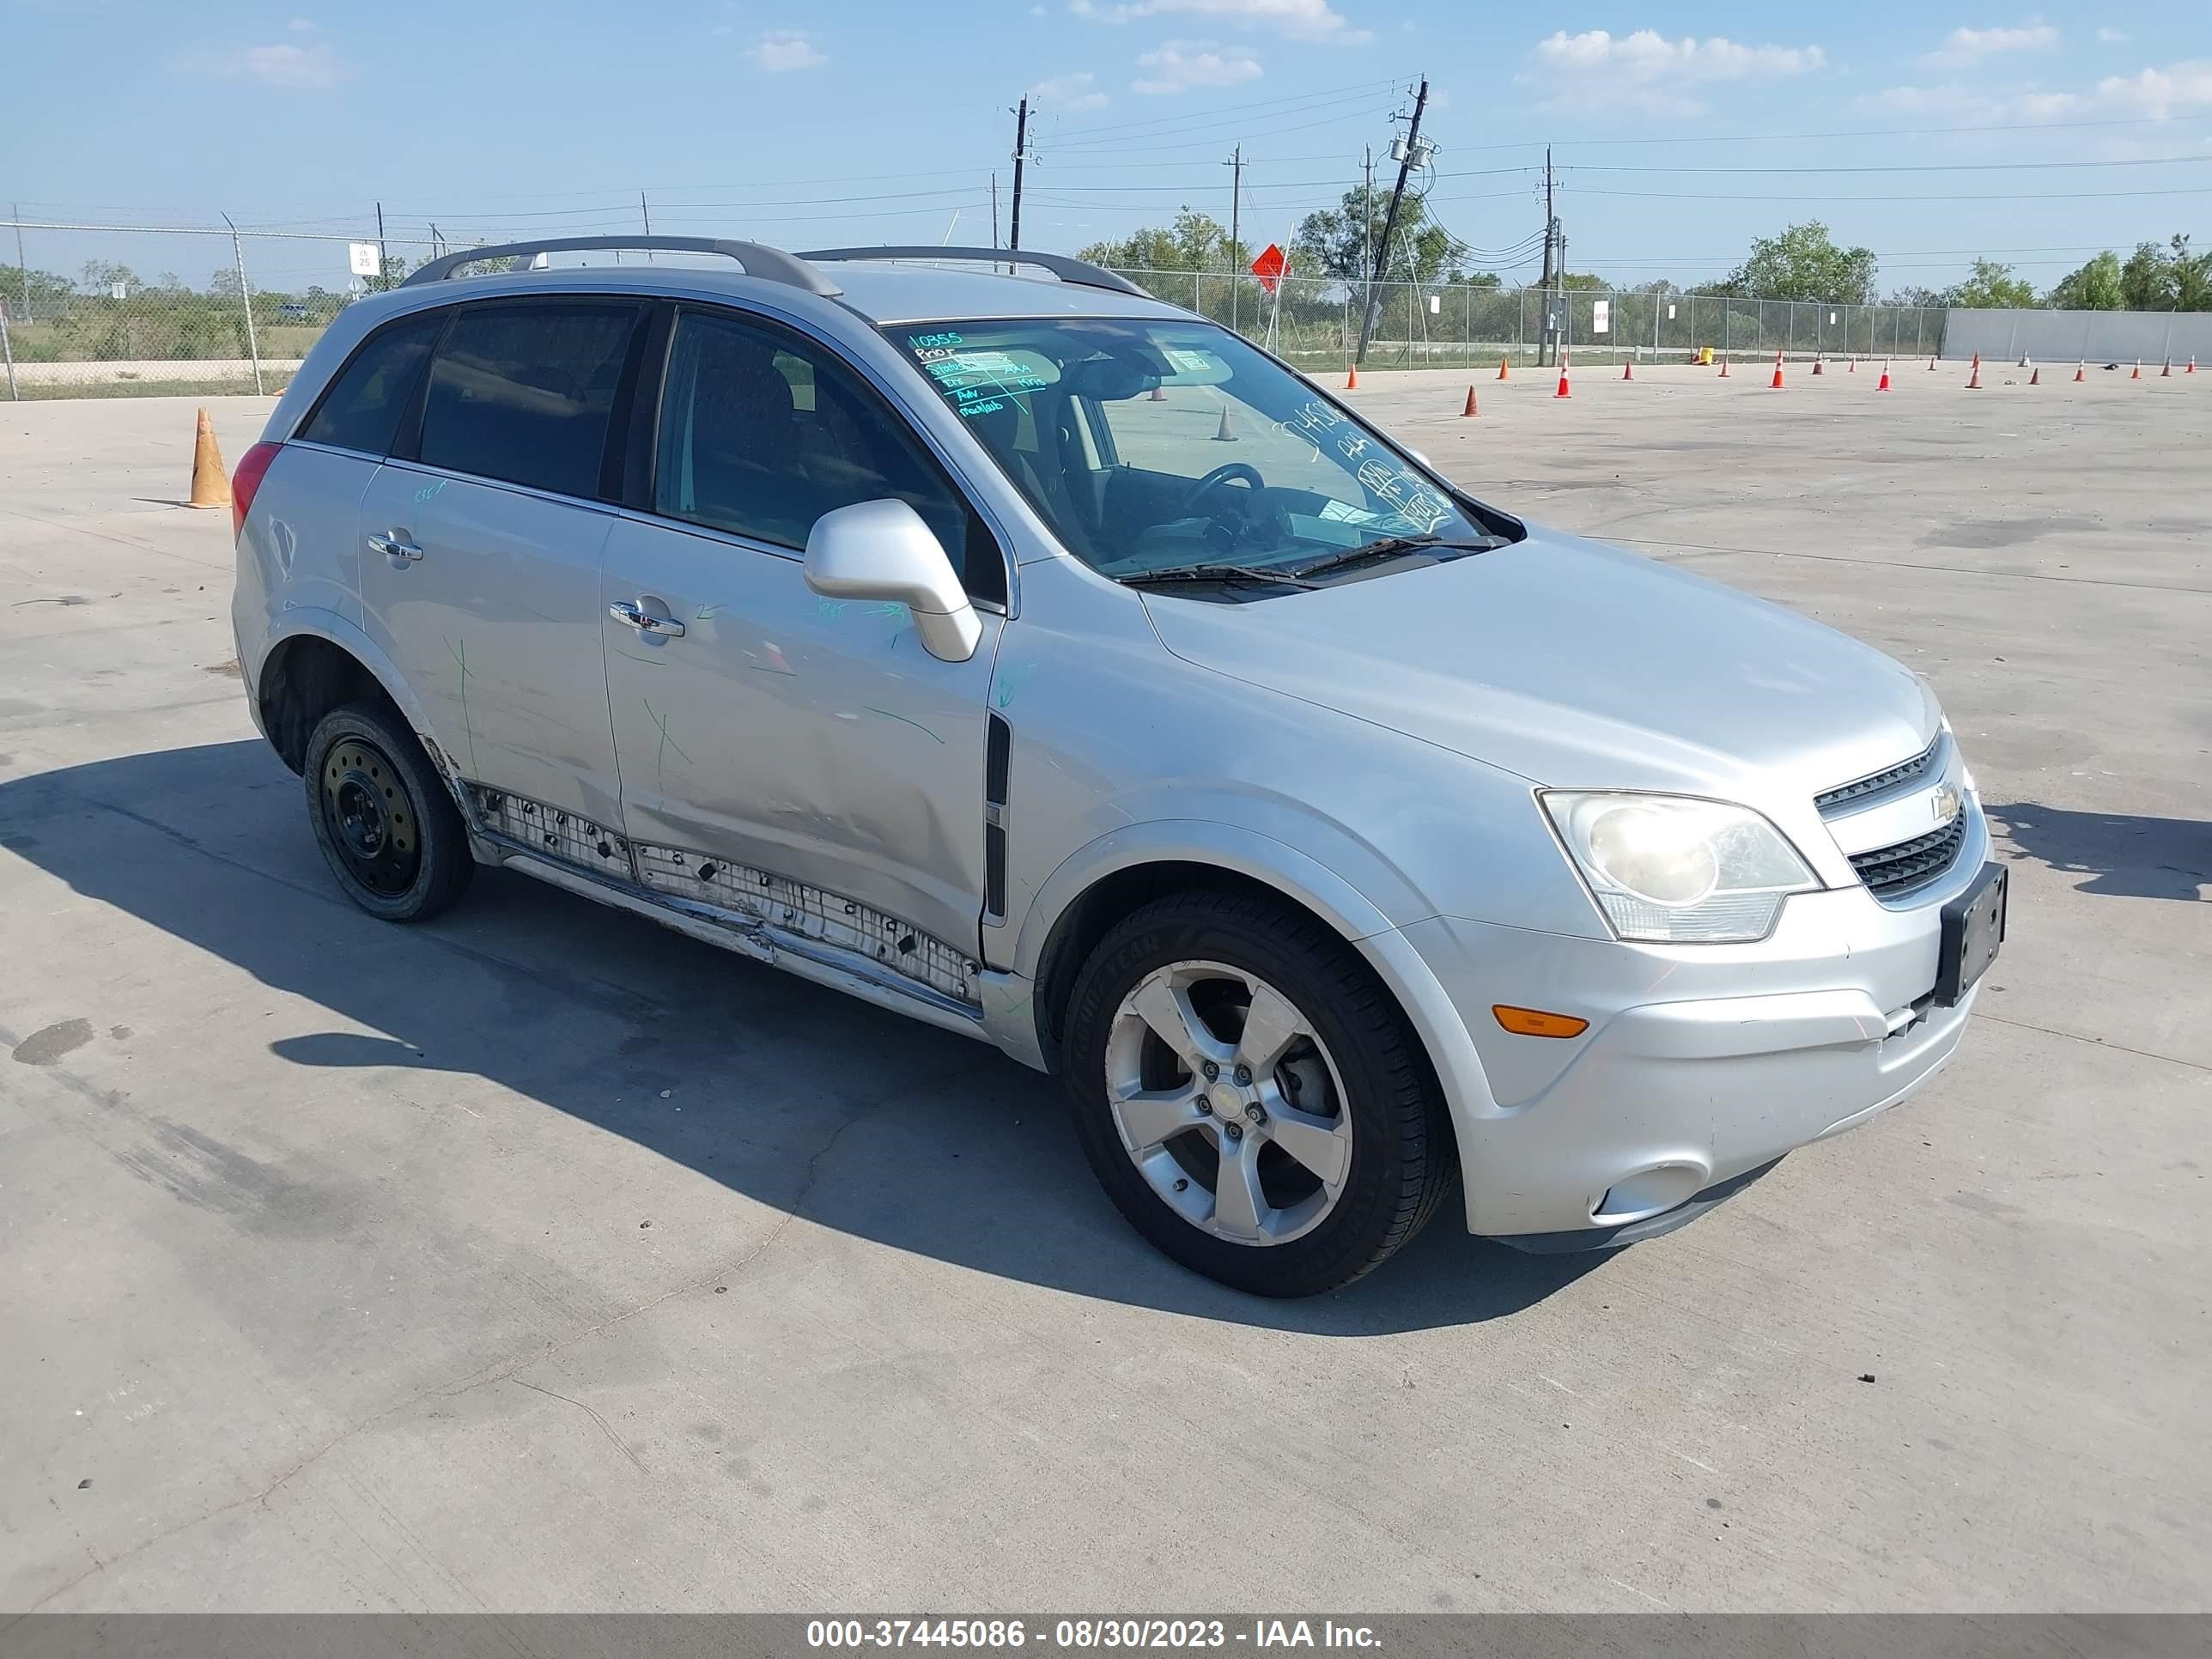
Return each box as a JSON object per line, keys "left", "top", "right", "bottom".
{"left": 232, "top": 441, "right": 282, "bottom": 540}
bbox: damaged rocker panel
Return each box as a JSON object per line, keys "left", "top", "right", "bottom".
{"left": 463, "top": 782, "right": 981, "bottom": 1009}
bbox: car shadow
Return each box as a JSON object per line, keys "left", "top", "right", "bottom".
{"left": 0, "top": 739, "right": 1603, "bottom": 1333}
{"left": 1987, "top": 800, "right": 2209, "bottom": 902}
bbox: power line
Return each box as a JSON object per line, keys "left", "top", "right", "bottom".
{"left": 1551, "top": 155, "right": 2212, "bottom": 177}
{"left": 1561, "top": 185, "right": 2212, "bottom": 203}
{"left": 1439, "top": 111, "right": 2212, "bottom": 155}
{"left": 1045, "top": 91, "right": 1401, "bottom": 153}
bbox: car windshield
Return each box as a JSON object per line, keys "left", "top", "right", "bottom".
{"left": 885, "top": 316, "right": 1509, "bottom": 591}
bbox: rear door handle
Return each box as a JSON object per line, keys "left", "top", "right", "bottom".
{"left": 608, "top": 599, "right": 685, "bottom": 638}
{"left": 368, "top": 531, "right": 423, "bottom": 562}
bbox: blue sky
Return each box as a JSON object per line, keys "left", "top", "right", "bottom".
{"left": 5, "top": 2, "right": 2212, "bottom": 296}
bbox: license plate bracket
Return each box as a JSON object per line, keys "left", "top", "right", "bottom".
{"left": 1934, "top": 861, "right": 2008, "bottom": 1006}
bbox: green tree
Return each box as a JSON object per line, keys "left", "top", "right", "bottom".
{"left": 363, "top": 252, "right": 411, "bottom": 293}
{"left": 80, "top": 259, "right": 142, "bottom": 295}
{"left": 1720, "top": 221, "right": 1878, "bottom": 304}
{"left": 2110, "top": 234, "right": 2212, "bottom": 311}
{"left": 1079, "top": 210, "right": 1247, "bottom": 274}
{"left": 0, "top": 262, "right": 73, "bottom": 310}
{"left": 1943, "top": 259, "right": 2037, "bottom": 309}
{"left": 2045, "top": 251, "right": 2124, "bottom": 310}
{"left": 1289, "top": 185, "right": 1456, "bottom": 285}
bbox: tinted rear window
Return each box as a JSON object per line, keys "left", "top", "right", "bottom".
{"left": 299, "top": 311, "right": 445, "bottom": 455}
{"left": 416, "top": 303, "right": 639, "bottom": 497}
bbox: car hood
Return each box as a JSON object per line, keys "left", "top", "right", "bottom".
{"left": 1140, "top": 525, "right": 1940, "bottom": 800}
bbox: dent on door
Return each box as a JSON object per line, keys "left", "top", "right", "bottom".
{"left": 597, "top": 517, "right": 1002, "bottom": 1009}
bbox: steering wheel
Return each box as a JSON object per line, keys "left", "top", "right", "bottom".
{"left": 1176, "top": 462, "right": 1265, "bottom": 517}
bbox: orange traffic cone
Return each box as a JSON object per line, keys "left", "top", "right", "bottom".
{"left": 186, "top": 408, "right": 230, "bottom": 510}
{"left": 1966, "top": 356, "right": 1982, "bottom": 389}
{"left": 1212, "top": 406, "right": 1237, "bottom": 441}
{"left": 1497, "top": 354, "right": 1510, "bottom": 381}
{"left": 1770, "top": 351, "right": 1785, "bottom": 390}
{"left": 1149, "top": 384, "right": 1167, "bottom": 401}
{"left": 1461, "top": 385, "right": 1479, "bottom": 417}
{"left": 1554, "top": 358, "right": 1571, "bottom": 398}
{"left": 2188, "top": 356, "right": 2197, "bottom": 374}
{"left": 1876, "top": 361, "right": 1891, "bottom": 392}
{"left": 1621, "top": 360, "right": 1634, "bottom": 381}
{"left": 1812, "top": 357, "right": 1825, "bottom": 376}
{"left": 2029, "top": 365, "right": 2041, "bottom": 386}
{"left": 2131, "top": 360, "right": 2142, "bottom": 380}
{"left": 1717, "top": 355, "right": 1730, "bottom": 378}
{"left": 1850, "top": 355, "right": 1858, "bottom": 373}
{"left": 2074, "top": 362, "right": 2086, "bottom": 382}
{"left": 1345, "top": 365, "right": 1358, "bottom": 390}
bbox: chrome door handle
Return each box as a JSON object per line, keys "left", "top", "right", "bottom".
{"left": 608, "top": 600, "right": 684, "bottom": 638}
{"left": 368, "top": 531, "right": 423, "bottom": 562}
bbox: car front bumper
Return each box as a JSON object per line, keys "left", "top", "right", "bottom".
{"left": 1395, "top": 816, "right": 1991, "bottom": 1245}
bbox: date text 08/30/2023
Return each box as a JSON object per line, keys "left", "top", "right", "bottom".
{"left": 805, "top": 1620, "right": 1384, "bottom": 1650}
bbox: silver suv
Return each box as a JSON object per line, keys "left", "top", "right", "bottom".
{"left": 231, "top": 237, "right": 2007, "bottom": 1297}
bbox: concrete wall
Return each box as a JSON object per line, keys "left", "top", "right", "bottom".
{"left": 1942, "top": 307, "right": 2212, "bottom": 365}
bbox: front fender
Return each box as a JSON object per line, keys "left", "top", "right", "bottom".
{"left": 994, "top": 816, "right": 1501, "bottom": 1130}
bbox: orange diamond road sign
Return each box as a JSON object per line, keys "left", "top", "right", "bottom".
{"left": 1251, "top": 243, "right": 1286, "bottom": 294}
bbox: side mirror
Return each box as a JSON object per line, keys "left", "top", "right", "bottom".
{"left": 803, "top": 499, "right": 983, "bottom": 664}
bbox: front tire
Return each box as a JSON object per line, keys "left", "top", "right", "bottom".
{"left": 1061, "top": 890, "right": 1454, "bottom": 1297}
{"left": 303, "top": 702, "right": 475, "bottom": 922}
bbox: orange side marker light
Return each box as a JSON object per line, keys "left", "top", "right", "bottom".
{"left": 1493, "top": 1005, "right": 1589, "bottom": 1039}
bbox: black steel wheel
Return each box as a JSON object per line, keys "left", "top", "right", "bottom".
{"left": 303, "top": 702, "right": 475, "bottom": 922}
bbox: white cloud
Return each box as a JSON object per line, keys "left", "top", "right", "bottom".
{"left": 1073, "top": 0, "right": 1367, "bottom": 45}
{"left": 1133, "top": 40, "right": 1263, "bottom": 94}
{"left": 1922, "top": 21, "right": 2057, "bottom": 68}
{"left": 1521, "top": 29, "right": 1824, "bottom": 116}
{"left": 744, "top": 29, "right": 826, "bottom": 71}
{"left": 1030, "top": 70, "right": 1109, "bottom": 110}
{"left": 2098, "top": 28, "right": 2129, "bottom": 43}
{"left": 1865, "top": 58, "right": 2212, "bottom": 124}
{"left": 2094, "top": 60, "right": 2212, "bottom": 116}
{"left": 176, "top": 40, "right": 343, "bottom": 88}
{"left": 287, "top": 17, "right": 314, "bottom": 31}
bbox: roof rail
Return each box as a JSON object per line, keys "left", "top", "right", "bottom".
{"left": 799, "top": 246, "right": 1149, "bottom": 299}
{"left": 400, "top": 236, "right": 842, "bottom": 296}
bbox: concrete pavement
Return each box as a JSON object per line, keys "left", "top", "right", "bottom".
{"left": 1, "top": 374, "right": 2206, "bottom": 1612}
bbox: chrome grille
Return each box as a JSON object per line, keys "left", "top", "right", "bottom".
{"left": 1815, "top": 739, "right": 1941, "bottom": 814}
{"left": 1850, "top": 814, "right": 1967, "bottom": 901}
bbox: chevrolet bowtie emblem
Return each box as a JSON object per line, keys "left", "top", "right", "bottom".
{"left": 1931, "top": 782, "right": 1962, "bottom": 826}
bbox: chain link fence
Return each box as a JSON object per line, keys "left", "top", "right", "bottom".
{"left": 1, "top": 223, "right": 1955, "bottom": 399}
{"left": 1109, "top": 270, "right": 1948, "bottom": 373}
{"left": 0, "top": 221, "right": 447, "bottom": 400}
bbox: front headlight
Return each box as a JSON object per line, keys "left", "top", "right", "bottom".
{"left": 1541, "top": 792, "right": 1821, "bottom": 943}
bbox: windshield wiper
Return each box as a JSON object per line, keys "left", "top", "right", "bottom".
{"left": 1289, "top": 535, "right": 1494, "bottom": 580}
{"left": 1116, "top": 562, "right": 1321, "bottom": 592}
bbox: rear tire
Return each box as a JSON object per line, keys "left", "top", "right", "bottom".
{"left": 1061, "top": 889, "right": 1454, "bottom": 1297}
{"left": 303, "top": 702, "right": 475, "bottom": 923}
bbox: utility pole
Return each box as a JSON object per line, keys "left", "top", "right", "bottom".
{"left": 1356, "top": 76, "right": 1428, "bottom": 368}
{"left": 1008, "top": 96, "right": 1030, "bottom": 252}
{"left": 640, "top": 190, "right": 653, "bottom": 261}
{"left": 375, "top": 202, "right": 388, "bottom": 287}
{"left": 1224, "top": 143, "right": 1243, "bottom": 333}
{"left": 13, "top": 204, "right": 28, "bottom": 320}
{"left": 991, "top": 172, "right": 1000, "bottom": 248}
{"left": 1538, "top": 148, "right": 1561, "bottom": 366}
